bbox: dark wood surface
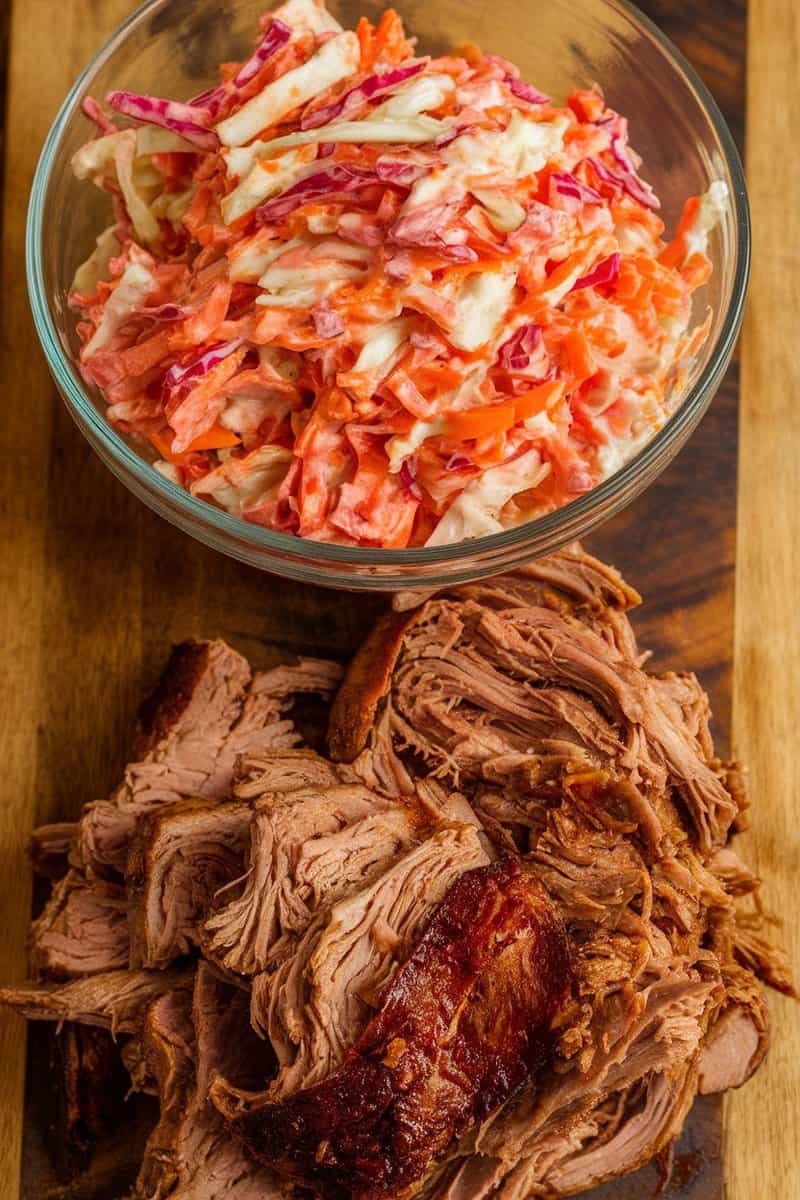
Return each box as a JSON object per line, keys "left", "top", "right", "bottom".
{"left": 0, "top": 0, "right": 746, "bottom": 1196}
{"left": 589, "top": 0, "right": 744, "bottom": 757}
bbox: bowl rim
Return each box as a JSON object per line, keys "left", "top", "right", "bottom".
{"left": 26, "top": 0, "right": 750, "bottom": 568}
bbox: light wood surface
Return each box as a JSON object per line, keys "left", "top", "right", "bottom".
{"left": 0, "top": 3, "right": 141, "bottom": 1193}
{"left": 727, "top": 0, "right": 800, "bottom": 1196}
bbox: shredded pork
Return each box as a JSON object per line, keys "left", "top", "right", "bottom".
{"left": 2, "top": 546, "right": 793, "bottom": 1199}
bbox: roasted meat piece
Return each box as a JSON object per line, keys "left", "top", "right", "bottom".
{"left": 0, "top": 552, "right": 793, "bottom": 1200}
{"left": 328, "top": 545, "right": 737, "bottom": 854}
{"left": 76, "top": 641, "right": 341, "bottom": 875}
{"left": 127, "top": 798, "right": 251, "bottom": 969}
{"left": 211, "top": 860, "right": 572, "bottom": 1199}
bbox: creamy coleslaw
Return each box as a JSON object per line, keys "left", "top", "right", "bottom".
{"left": 70, "top": 0, "right": 726, "bottom": 547}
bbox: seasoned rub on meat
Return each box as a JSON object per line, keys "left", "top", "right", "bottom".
{"left": 212, "top": 860, "right": 572, "bottom": 1200}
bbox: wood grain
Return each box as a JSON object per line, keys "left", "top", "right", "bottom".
{"left": 0, "top": 0, "right": 777, "bottom": 1196}
{"left": 0, "top": 1, "right": 79, "bottom": 1190}
{"left": 726, "top": 1, "right": 800, "bottom": 1197}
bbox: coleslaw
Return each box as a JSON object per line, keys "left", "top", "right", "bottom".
{"left": 69, "top": 0, "right": 726, "bottom": 548}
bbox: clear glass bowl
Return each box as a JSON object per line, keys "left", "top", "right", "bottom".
{"left": 27, "top": 0, "right": 749, "bottom": 590}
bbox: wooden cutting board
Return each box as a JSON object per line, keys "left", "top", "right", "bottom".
{"left": 0, "top": 0, "right": 797, "bottom": 1196}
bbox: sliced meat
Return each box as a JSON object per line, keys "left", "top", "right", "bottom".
{"left": 330, "top": 591, "right": 740, "bottom": 852}
{"left": 2, "top": 547, "right": 793, "bottom": 1199}
{"left": 390, "top": 544, "right": 640, "bottom": 625}
{"left": 173, "top": 965, "right": 283, "bottom": 1199}
{"left": 127, "top": 799, "right": 251, "bottom": 969}
{"left": 328, "top": 610, "right": 415, "bottom": 766}
{"left": 0, "top": 966, "right": 193, "bottom": 1034}
{"left": 29, "top": 869, "right": 129, "bottom": 979}
{"left": 133, "top": 640, "right": 249, "bottom": 755}
{"left": 528, "top": 794, "right": 650, "bottom": 929}
{"left": 470, "top": 957, "right": 720, "bottom": 1191}
{"left": 78, "top": 643, "right": 341, "bottom": 876}
{"left": 250, "top": 824, "right": 490, "bottom": 1095}
{"left": 693, "top": 955, "right": 770, "bottom": 1099}
{"left": 698, "top": 998, "right": 767, "bottom": 1094}
{"left": 211, "top": 861, "right": 572, "bottom": 1200}
{"left": 410, "top": 777, "right": 482, "bottom": 828}
{"left": 28, "top": 821, "right": 77, "bottom": 879}
{"left": 203, "top": 783, "right": 416, "bottom": 977}
{"left": 332, "top": 545, "right": 640, "bottom": 767}
{"left": 134, "top": 965, "right": 283, "bottom": 1199}
{"left": 211, "top": 657, "right": 343, "bottom": 772}
{"left": 542, "top": 1070, "right": 697, "bottom": 1196}
{"left": 460, "top": 1071, "right": 699, "bottom": 1200}
{"left": 193, "top": 962, "right": 276, "bottom": 1095}
{"left": 233, "top": 746, "right": 348, "bottom": 799}
{"left": 78, "top": 639, "right": 251, "bottom": 876}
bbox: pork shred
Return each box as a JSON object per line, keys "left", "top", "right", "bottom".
{"left": 324, "top": 543, "right": 794, "bottom": 1195}
{"left": 77, "top": 638, "right": 342, "bottom": 877}
{"left": 211, "top": 860, "right": 571, "bottom": 1199}
{"left": 1, "top": 546, "right": 793, "bottom": 1199}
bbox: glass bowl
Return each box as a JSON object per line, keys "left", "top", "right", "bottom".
{"left": 27, "top": 0, "right": 749, "bottom": 590}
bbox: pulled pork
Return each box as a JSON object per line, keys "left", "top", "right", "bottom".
{"left": 325, "top": 545, "right": 794, "bottom": 1196}
{"left": 212, "top": 861, "right": 571, "bottom": 1200}
{"left": 1, "top": 548, "right": 793, "bottom": 1200}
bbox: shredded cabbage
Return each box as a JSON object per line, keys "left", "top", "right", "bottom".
{"left": 216, "top": 32, "right": 360, "bottom": 147}
{"left": 426, "top": 450, "right": 550, "bottom": 545}
{"left": 69, "top": 0, "right": 725, "bottom": 548}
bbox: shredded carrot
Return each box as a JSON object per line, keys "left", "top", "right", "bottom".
{"left": 446, "top": 401, "right": 516, "bottom": 442}
{"left": 513, "top": 381, "right": 565, "bottom": 422}
{"left": 70, "top": 1, "right": 722, "bottom": 548}
{"left": 149, "top": 423, "right": 241, "bottom": 462}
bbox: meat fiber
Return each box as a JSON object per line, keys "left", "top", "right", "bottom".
{"left": 0, "top": 966, "right": 194, "bottom": 1034}
{"left": 203, "top": 778, "right": 418, "bottom": 977}
{"left": 29, "top": 868, "right": 130, "bottom": 979}
{"left": 0, "top": 549, "right": 793, "bottom": 1200}
{"left": 212, "top": 861, "right": 571, "bottom": 1200}
{"left": 252, "top": 823, "right": 491, "bottom": 1094}
{"left": 232, "top": 746, "right": 351, "bottom": 799}
{"left": 324, "top": 544, "right": 793, "bottom": 1197}
{"left": 133, "top": 967, "right": 283, "bottom": 1200}
{"left": 77, "top": 641, "right": 341, "bottom": 875}
{"left": 331, "top": 544, "right": 738, "bottom": 854}
{"left": 127, "top": 799, "right": 251, "bottom": 969}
